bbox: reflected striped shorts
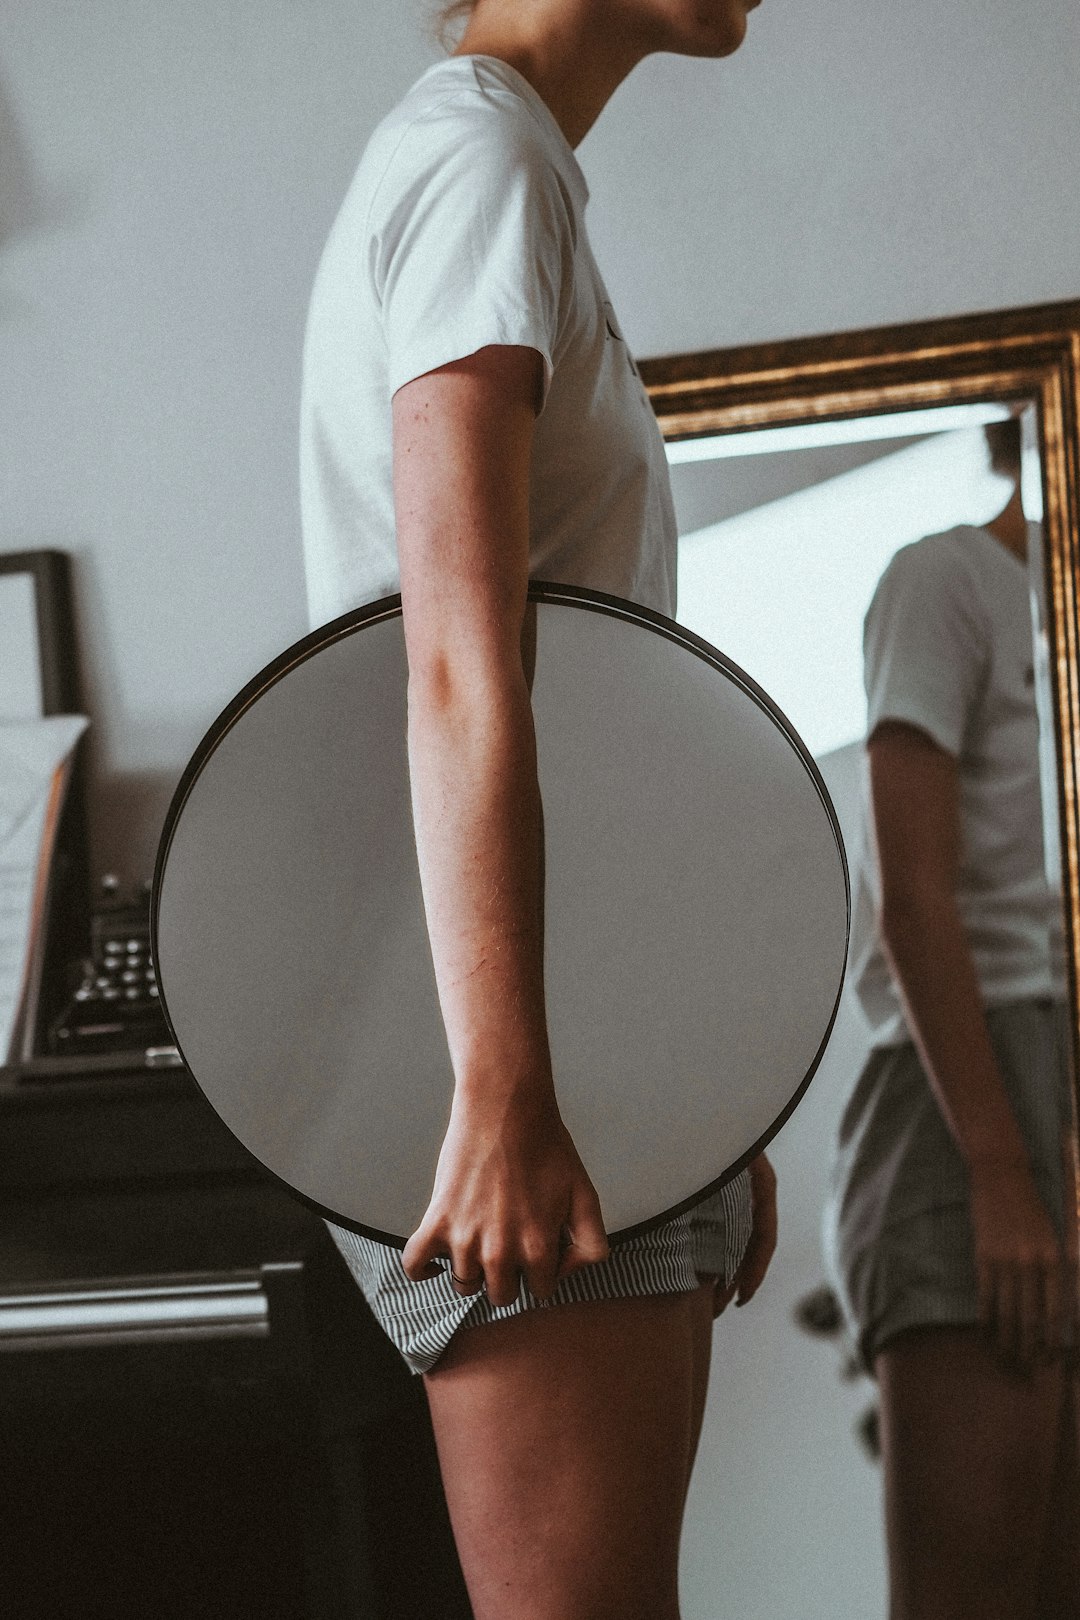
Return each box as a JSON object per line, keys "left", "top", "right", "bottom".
{"left": 326, "top": 1171, "right": 753, "bottom": 1375}
{"left": 824, "top": 997, "right": 1076, "bottom": 1371}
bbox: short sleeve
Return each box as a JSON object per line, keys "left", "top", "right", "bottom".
{"left": 370, "top": 113, "right": 574, "bottom": 406}
{"left": 863, "top": 539, "right": 990, "bottom": 757}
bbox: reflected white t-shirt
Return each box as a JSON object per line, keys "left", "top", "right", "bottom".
{"left": 299, "top": 54, "right": 677, "bottom": 626}
{"left": 851, "top": 523, "right": 1067, "bottom": 1048}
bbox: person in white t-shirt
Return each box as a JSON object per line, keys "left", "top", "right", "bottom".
{"left": 825, "top": 420, "right": 1079, "bottom": 1617}
{"left": 299, "top": 2, "right": 775, "bottom": 1616}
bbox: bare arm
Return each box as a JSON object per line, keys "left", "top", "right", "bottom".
{"left": 869, "top": 720, "right": 1064, "bottom": 1359}
{"left": 393, "top": 344, "right": 609, "bottom": 1307}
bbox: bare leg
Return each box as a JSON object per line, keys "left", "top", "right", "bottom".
{"left": 876, "top": 1326, "right": 1067, "bottom": 1620}
{"left": 422, "top": 1281, "right": 716, "bottom": 1620}
{"left": 686, "top": 1274, "right": 718, "bottom": 1486}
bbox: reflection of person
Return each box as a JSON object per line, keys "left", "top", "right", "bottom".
{"left": 299, "top": 2, "right": 776, "bottom": 1613}
{"left": 825, "top": 420, "right": 1079, "bottom": 1617}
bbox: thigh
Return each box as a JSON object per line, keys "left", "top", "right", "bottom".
{"left": 687, "top": 1272, "right": 720, "bottom": 1479}
{"left": 422, "top": 1282, "right": 716, "bottom": 1620}
{"left": 876, "top": 1326, "right": 1067, "bottom": 1620}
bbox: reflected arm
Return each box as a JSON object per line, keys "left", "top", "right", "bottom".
{"left": 869, "top": 720, "right": 1028, "bottom": 1168}
{"left": 870, "top": 718, "right": 1064, "bottom": 1359}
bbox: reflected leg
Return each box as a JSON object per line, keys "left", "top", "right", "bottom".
{"left": 876, "top": 1325, "right": 1066, "bottom": 1620}
{"left": 422, "top": 1281, "right": 716, "bottom": 1620}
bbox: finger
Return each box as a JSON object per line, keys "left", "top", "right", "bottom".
{"left": 443, "top": 1232, "right": 486, "bottom": 1296}
{"left": 449, "top": 1265, "right": 485, "bottom": 1297}
{"left": 521, "top": 1232, "right": 561, "bottom": 1301}
{"left": 481, "top": 1248, "right": 523, "bottom": 1311}
{"left": 735, "top": 1236, "right": 770, "bottom": 1307}
{"left": 553, "top": 1224, "right": 579, "bottom": 1283}
{"left": 736, "top": 1204, "right": 779, "bottom": 1306}
{"left": 754, "top": 1204, "right": 780, "bottom": 1278}
{"left": 713, "top": 1280, "right": 737, "bottom": 1319}
{"left": 559, "top": 1182, "right": 609, "bottom": 1275}
{"left": 402, "top": 1225, "right": 447, "bottom": 1284}
{"left": 737, "top": 1159, "right": 778, "bottom": 1307}
{"left": 550, "top": 1221, "right": 589, "bottom": 1285}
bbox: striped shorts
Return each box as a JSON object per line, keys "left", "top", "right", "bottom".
{"left": 326, "top": 1172, "right": 754, "bottom": 1375}
{"left": 824, "top": 997, "right": 1077, "bottom": 1372}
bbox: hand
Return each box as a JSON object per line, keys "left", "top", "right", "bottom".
{"left": 401, "top": 1088, "right": 610, "bottom": 1308}
{"left": 713, "top": 1153, "right": 777, "bottom": 1319}
{"left": 969, "top": 1156, "right": 1067, "bottom": 1364}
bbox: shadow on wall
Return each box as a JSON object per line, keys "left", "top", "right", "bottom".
{"left": 91, "top": 769, "right": 190, "bottom": 890}
{"left": 0, "top": 68, "right": 84, "bottom": 321}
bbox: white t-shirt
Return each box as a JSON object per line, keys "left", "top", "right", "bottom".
{"left": 850, "top": 523, "right": 1067, "bottom": 1048}
{"left": 299, "top": 54, "right": 678, "bottom": 626}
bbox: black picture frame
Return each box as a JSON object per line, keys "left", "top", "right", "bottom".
{"left": 0, "top": 549, "right": 82, "bottom": 717}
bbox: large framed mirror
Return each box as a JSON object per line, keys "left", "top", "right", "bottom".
{"left": 641, "top": 300, "right": 1080, "bottom": 1616}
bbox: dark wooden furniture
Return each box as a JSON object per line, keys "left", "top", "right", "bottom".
{"left": 0, "top": 1061, "right": 473, "bottom": 1620}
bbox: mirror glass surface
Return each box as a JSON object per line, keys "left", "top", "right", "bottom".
{"left": 669, "top": 401, "right": 1067, "bottom": 1011}
{"left": 665, "top": 397, "right": 1077, "bottom": 1612}
{"left": 154, "top": 590, "right": 848, "bottom": 1244}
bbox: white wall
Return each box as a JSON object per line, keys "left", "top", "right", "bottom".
{"left": 585, "top": 0, "right": 1080, "bottom": 358}
{"left": 1, "top": 1, "right": 438, "bottom": 879}
{"left": 3, "top": 0, "right": 1078, "bottom": 880}
{"left": 4, "top": 5, "right": 1077, "bottom": 1613}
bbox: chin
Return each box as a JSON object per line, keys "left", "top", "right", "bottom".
{"left": 676, "top": 2, "right": 751, "bottom": 58}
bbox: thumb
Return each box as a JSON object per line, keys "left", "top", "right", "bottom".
{"left": 402, "top": 1222, "right": 445, "bottom": 1284}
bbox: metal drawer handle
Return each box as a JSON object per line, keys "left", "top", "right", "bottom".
{"left": 0, "top": 1273, "right": 277, "bottom": 1352}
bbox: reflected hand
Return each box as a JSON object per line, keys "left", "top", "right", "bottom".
{"left": 401, "top": 1089, "right": 610, "bottom": 1309}
{"left": 969, "top": 1157, "right": 1067, "bottom": 1364}
{"left": 713, "top": 1153, "right": 778, "bottom": 1319}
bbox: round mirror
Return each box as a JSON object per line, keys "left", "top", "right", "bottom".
{"left": 153, "top": 582, "right": 849, "bottom": 1245}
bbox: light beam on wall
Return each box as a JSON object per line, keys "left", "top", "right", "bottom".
{"left": 664, "top": 402, "right": 1012, "bottom": 464}
{"left": 673, "top": 429, "right": 1014, "bottom": 758}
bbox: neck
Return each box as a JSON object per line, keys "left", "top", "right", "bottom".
{"left": 985, "top": 487, "right": 1028, "bottom": 563}
{"left": 453, "top": 3, "right": 654, "bottom": 147}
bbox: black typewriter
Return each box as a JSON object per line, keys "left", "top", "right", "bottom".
{"left": 46, "top": 877, "right": 178, "bottom": 1067}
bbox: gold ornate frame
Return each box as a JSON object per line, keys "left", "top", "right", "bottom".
{"left": 642, "top": 299, "right": 1080, "bottom": 1219}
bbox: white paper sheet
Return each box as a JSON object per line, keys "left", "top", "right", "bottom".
{"left": 0, "top": 715, "right": 89, "bottom": 1061}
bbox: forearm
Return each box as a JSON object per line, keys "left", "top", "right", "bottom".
{"left": 881, "top": 891, "right": 1029, "bottom": 1169}
{"left": 407, "top": 660, "right": 554, "bottom": 1107}
{"left": 390, "top": 350, "right": 609, "bottom": 1295}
